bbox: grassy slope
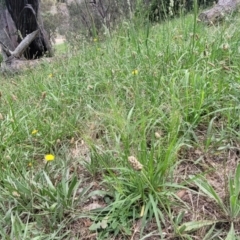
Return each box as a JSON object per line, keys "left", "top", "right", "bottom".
{"left": 1, "top": 12, "right": 240, "bottom": 239}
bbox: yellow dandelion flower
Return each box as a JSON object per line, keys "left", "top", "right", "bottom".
{"left": 31, "top": 129, "right": 38, "bottom": 135}
{"left": 44, "top": 154, "right": 55, "bottom": 161}
{"left": 132, "top": 69, "right": 138, "bottom": 75}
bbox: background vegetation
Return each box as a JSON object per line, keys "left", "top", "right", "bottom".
{"left": 1, "top": 0, "right": 240, "bottom": 239}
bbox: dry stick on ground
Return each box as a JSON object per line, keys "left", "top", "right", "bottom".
{"left": 6, "top": 30, "right": 39, "bottom": 58}
{"left": 199, "top": 0, "right": 240, "bottom": 24}
{"left": 0, "top": 30, "right": 51, "bottom": 73}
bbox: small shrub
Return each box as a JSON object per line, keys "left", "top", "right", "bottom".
{"left": 40, "top": 0, "right": 63, "bottom": 42}
{"left": 65, "top": 0, "right": 216, "bottom": 44}
{"left": 142, "top": 0, "right": 216, "bottom": 22}
{"left": 66, "top": 0, "right": 134, "bottom": 43}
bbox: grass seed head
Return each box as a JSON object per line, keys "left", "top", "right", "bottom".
{"left": 155, "top": 131, "right": 161, "bottom": 139}
{"left": 128, "top": 156, "right": 143, "bottom": 171}
{"left": 41, "top": 92, "right": 46, "bottom": 100}
{"left": 11, "top": 94, "right": 17, "bottom": 101}
{"left": 12, "top": 191, "right": 20, "bottom": 197}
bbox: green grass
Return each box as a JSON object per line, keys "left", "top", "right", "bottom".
{"left": 54, "top": 42, "right": 68, "bottom": 55}
{"left": 1, "top": 11, "right": 240, "bottom": 239}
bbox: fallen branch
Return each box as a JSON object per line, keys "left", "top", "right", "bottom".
{"left": 0, "top": 29, "right": 47, "bottom": 73}
{"left": 198, "top": 0, "right": 240, "bottom": 24}
{"left": 10, "top": 30, "right": 39, "bottom": 58}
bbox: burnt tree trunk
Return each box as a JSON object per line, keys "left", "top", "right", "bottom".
{"left": 0, "top": 0, "right": 53, "bottom": 72}
{"left": 199, "top": 0, "right": 240, "bottom": 24}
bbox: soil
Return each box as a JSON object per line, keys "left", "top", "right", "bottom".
{"left": 54, "top": 36, "right": 65, "bottom": 45}
{"left": 65, "top": 123, "right": 240, "bottom": 239}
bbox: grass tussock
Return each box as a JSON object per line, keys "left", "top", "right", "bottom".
{"left": 1, "top": 11, "right": 240, "bottom": 239}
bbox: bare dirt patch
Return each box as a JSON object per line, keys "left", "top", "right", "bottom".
{"left": 173, "top": 125, "right": 240, "bottom": 238}
{"left": 54, "top": 37, "right": 65, "bottom": 45}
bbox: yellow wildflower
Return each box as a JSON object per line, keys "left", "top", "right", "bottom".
{"left": 28, "top": 162, "right": 33, "bottom": 167}
{"left": 44, "top": 154, "right": 55, "bottom": 161}
{"left": 48, "top": 73, "right": 53, "bottom": 78}
{"left": 31, "top": 129, "right": 38, "bottom": 135}
{"left": 93, "top": 38, "right": 98, "bottom": 42}
{"left": 132, "top": 69, "right": 138, "bottom": 75}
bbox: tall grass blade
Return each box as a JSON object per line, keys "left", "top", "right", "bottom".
{"left": 149, "top": 194, "right": 162, "bottom": 238}
{"left": 190, "top": 176, "right": 227, "bottom": 214}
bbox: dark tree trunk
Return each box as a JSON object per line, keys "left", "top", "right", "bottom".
{"left": 0, "top": 0, "right": 53, "bottom": 72}
{"left": 0, "top": 2, "right": 18, "bottom": 51}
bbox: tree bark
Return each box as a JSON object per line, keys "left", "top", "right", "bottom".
{"left": 0, "top": 2, "right": 18, "bottom": 51}
{"left": 199, "top": 0, "right": 240, "bottom": 24}
{"left": 0, "top": 0, "right": 53, "bottom": 73}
